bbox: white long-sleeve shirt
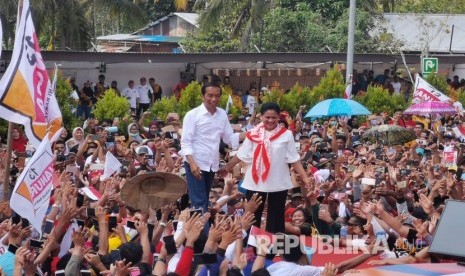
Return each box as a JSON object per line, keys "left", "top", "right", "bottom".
{"left": 180, "top": 103, "right": 239, "bottom": 172}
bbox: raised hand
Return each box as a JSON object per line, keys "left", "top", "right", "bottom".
{"left": 243, "top": 193, "right": 263, "bottom": 213}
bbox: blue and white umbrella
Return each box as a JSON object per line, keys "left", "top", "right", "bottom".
{"left": 304, "top": 98, "right": 371, "bottom": 118}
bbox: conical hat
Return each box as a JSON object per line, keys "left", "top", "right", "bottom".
{"left": 121, "top": 172, "right": 187, "bottom": 210}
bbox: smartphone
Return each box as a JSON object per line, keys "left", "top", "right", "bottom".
{"left": 126, "top": 220, "right": 136, "bottom": 229}
{"left": 147, "top": 223, "right": 155, "bottom": 241}
{"left": 30, "top": 239, "right": 44, "bottom": 249}
{"left": 163, "top": 235, "right": 178, "bottom": 255}
{"left": 190, "top": 208, "right": 203, "bottom": 217}
{"left": 44, "top": 219, "right": 54, "bottom": 235}
{"left": 110, "top": 250, "right": 121, "bottom": 262}
{"left": 77, "top": 193, "right": 85, "bottom": 208}
{"left": 194, "top": 253, "right": 218, "bottom": 265}
{"left": 21, "top": 218, "right": 30, "bottom": 229}
{"left": 91, "top": 134, "right": 101, "bottom": 141}
{"left": 353, "top": 131, "right": 360, "bottom": 136}
{"left": 105, "top": 142, "right": 115, "bottom": 149}
{"left": 173, "top": 220, "right": 179, "bottom": 231}
{"left": 361, "top": 178, "right": 376, "bottom": 186}
{"left": 406, "top": 160, "right": 419, "bottom": 167}
{"left": 397, "top": 181, "right": 407, "bottom": 189}
{"left": 76, "top": 219, "right": 85, "bottom": 229}
{"left": 11, "top": 213, "right": 21, "bottom": 225}
{"left": 295, "top": 142, "right": 301, "bottom": 152}
{"left": 86, "top": 208, "right": 96, "bottom": 217}
{"left": 108, "top": 216, "right": 117, "bottom": 231}
{"left": 80, "top": 270, "right": 92, "bottom": 276}
{"left": 8, "top": 243, "right": 19, "bottom": 254}
{"left": 353, "top": 183, "right": 362, "bottom": 202}
{"left": 400, "top": 169, "right": 412, "bottom": 176}
{"left": 317, "top": 143, "right": 327, "bottom": 150}
{"left": 92, "top": 218, "right": 100, "bottom": 231}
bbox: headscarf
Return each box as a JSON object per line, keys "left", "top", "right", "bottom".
{"left": 145, "top": 121, "right": 159, "bottom": 139}
{"left": 246, "top": 122, "right": 287, "bottom": 184}
{"left": 66, "top": 127, "right": 85, "bottom": 149}
{"left": 127, "top": 123, "right": 143, "bottom": 142}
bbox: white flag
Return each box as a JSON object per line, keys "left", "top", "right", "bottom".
{"left": 225, "top": 95, "right": 233, "bottom": 114}
{"left": 413, "top": 75, "right": 451, "bottom": 103}
{"left": 0, "top": 0, "right": 62, "bottom": 148}
{"left": 10, "top": 135, "right": 54, "bottom": 234}
{"left": 100, "top": 151, "right": 122, "bottom": 181}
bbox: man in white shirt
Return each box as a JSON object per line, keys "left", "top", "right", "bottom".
{"left": 137, "top": 77, "right": 153, "bottom": 118}
{"left": 122, "top": 80, "right": 139, "bottom": 115}
{"left": 180, "top": 82, "right": 244, "bottom": 213}
{"left": 390, "top": 75, "right": 402, "bottom": 95}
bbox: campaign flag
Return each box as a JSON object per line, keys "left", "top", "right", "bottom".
{"left": 79, "top": 186, "right": 102, "bottom": 201}
{"left": 413, "top": 75, "right": 451, "bottom": 103}
{"left": 344, "top": 75, "right": 352, "bottom": 99}
{"left": 100, "top": 151, "right": 122, "bottom": 181}
{"left": 225, "top": 95, "right": 233, "bottom": 114}
{"left": 247, "top": 225, "right": 274, "bottom": 247}
{"left": 452, "top": 126, "right": 465, "bottom": 142}
{"left": 0, "top": 0, "right": 62, "bottom": 148}
{"left": 10, "top": 135, "right": 54, "bottom": 234}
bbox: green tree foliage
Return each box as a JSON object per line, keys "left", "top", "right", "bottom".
{"left": 150, "top": 96, "right": 178, "bottom": 121}
{"left": 425, "top": 73, "right": 449, "bottom": 95}
{"left": 310, "top": 68, "right": 346, "bottom": 105}
{"left": 181, "top": 20, "right": 240, "bottom": 52}
{"left": 93, "top": 91, "right": 130, "bottom": 121}
{"left": 355, "top": 85, "right": 408, "bottom": 114}
{"left": 176, "top": 81, "right": 203, "bottom": 118}
{"left": 253, "top": 4, "right": 327, "bottom": 52}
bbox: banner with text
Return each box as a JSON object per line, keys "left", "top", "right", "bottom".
{"left": 413, "top": 75, "right": 451, "bottom": 103}
{"left": 10, "top": 135, "right": 54, "bottom": 234}
{"left": 0, "top": 0, "right": 62, "bottom": 147}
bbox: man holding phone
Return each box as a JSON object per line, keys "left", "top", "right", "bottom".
{"left": 180, "top": 82, "right": 245, "bottom": 213}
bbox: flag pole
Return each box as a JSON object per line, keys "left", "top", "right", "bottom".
{"left": 3, "top": 122, "right": 13, "bottom": 199}
{"left": 3, "top": 0, "right": 24, "bottom": 200}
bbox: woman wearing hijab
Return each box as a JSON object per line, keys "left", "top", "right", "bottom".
{"left": 144, "top": 121, "right": 160, "bottom": 139}
{"left": 66, "top": 127, "right": 85, "bottom": 150}
{"left": 127, "top": 123, "right": 144, "bottom": 143}
{"left": 221, "top": 102, "right": 310, "bottom": 234}
{"left": 12, "top": 127, "right": 28, "bottom": 153}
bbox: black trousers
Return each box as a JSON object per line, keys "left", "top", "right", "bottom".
{"left": 246, "top": 189, "right": 288, "bottom": 234}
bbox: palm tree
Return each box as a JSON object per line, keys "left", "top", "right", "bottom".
{"left": 0, "top": 0, "right": 19, "bottom": 49}
{"left": 194, "top": 0, "right": 271, "bottom": 51}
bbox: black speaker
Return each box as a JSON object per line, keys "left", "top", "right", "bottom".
{"left": 428, "top": 200, "right": 465, "bottom": 263}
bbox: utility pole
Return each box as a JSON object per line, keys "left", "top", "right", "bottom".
{"left": 346, "top": 0, "right": 356, "bottom": 83}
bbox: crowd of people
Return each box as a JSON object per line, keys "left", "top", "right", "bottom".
{"left": 0, "top": 74, "right": 464, "bottom": 276}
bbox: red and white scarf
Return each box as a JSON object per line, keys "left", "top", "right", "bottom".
{"left": 246, "top": 122, "right": 287, "bottom": 184}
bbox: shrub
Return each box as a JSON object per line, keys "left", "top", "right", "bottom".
{"left": 93, "top": 90, "right": 130, "bottom": 121}
{"left": 55, "top": 72, "right": 83, "bottom": 131}
{"left": 355, "top": 85, "right": 408, "bottom": 115}
{"left": 177, "top": 82, "right": 203, "bottom": 119}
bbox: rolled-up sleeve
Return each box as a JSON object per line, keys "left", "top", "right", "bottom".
{"left": 285, "top": 132, "right": 300, "bottom": 163}
{"left": 180, "top": 111, "right": 195, "bottom": 156}
{"left": 237, "top": 137, "right": 254, "bottom": 164}
{"left": 221, "top": 117, "right": 240, "bottom": 150}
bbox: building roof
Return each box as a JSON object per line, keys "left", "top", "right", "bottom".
{"left": 133, "top": 12, "right": 199, "bottom": 35}
{"left": 3, "top": 50, "right": 465, "bottom": 64}
{"left": 382, "top": 13, "right": 465, "bottom": 53}
{"left": 98, "top": 34, "right": 182, "bottom": 43}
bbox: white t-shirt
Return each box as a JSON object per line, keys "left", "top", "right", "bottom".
{"left": 122, "top": 87, "right": 139, "bottom": 108}
{"left": 391, "top": 81, "right": 401, "bottom": 95}
{"left": 267, "top": 261, "right": 323, "bottom": 276}
{"left": 137, "top": 85, "right": 153, "bottom": 104}
{"left": 237, "top": 129, "right": 300, "bottom": 192}
{"left": 246, "top": 95, "right": 256, "bottom": 114}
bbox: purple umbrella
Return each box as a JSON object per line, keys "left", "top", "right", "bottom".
{"left": 404, "top": 101, "right": 457, "bottom": 115}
